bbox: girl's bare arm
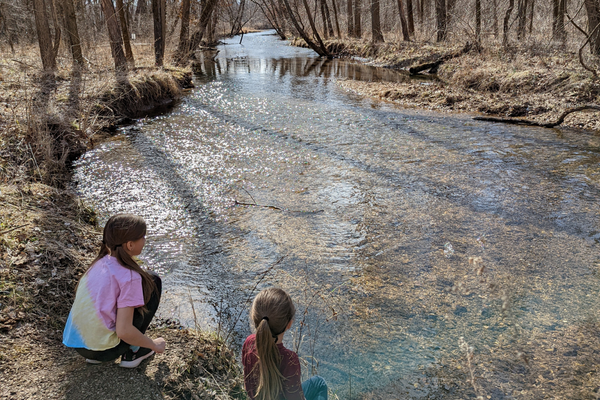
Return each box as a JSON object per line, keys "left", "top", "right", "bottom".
{"left": 115, "top": 307, "right": 166, "bottom": 353}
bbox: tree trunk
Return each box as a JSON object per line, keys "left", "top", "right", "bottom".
{"left": 33, "top": 0, "right": 57, "bottom": 71}
{"left": 136, "top": 0, "right": 148, "bottom": 15}
{"left": 354, "top": 0, "right": 361, "bottom": 37}
{"left": 503, "top": 0, "right": 514, "bottom": 46}
{"left": 254, "top": 0, "right": 286, "bottom": 40}
{"left": 48, "top": 0, "right": 61, "bottom": 58}
{"left": 347, "top": 0, "right": 354, "bottom": 36}
{"left": 371, "top": 0, "right": 384, "bottom": 42}
{"left": 303, "top": 0, "right": 328, "bottom": 48}
{"left": 207, "top": 6, "right": 217, "bottom": 44}
{"left": 584, "top": 0, "right": 600, "bottom": 55}
{"left": 320, "top": 0, "right": 329, "bottom": 37}
{"left": 552, "top": 0, "right": 566, "bottom": 41}
{"left": 177, "top": 0, "right": 191, "bottom": 55}
{"left": 331, "top": 0, "right": 341, "bottom": 37}
{"left": 435, "top": 0, "right": 446, "bottom": 41}
{"left": 281, "top": 0, "right": 330, "bottom": 56}
{"left": 100, "top": 0, "right": 128, "bottom": 71}
{"left": 475, "top": 0, "right": 480, "bottom": 41}
{"left": 324, "top": 0, "right": 335, "bottom": 37}
{"left": 58, "top": 0, "right": 83, "bottom": 67}
{"left": 116, "top": 0, "right": 134, "bottom": 66}
{"left": 152, "top": 0, "right": 166, "bottom": 66}
{"left": 187, "top": 0, "right": 219, "bottom": 55}
{"left": 528, "top": 0, "right": 535, "bottom": 33}
{"left": 517, "top": 0, "right": 527, "bottom": 39}
{"left": 406, "top": 0, "right": 414, "bottom": 35}
{"left": 397, "top": 0, "right": 410, "bottom": 40}
{"left": 492, "top": 0, "right": 498, "bottom": 36}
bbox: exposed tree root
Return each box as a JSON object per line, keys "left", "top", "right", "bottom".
{"left": 473, "top": 105, "right": 600, "bottom": 128}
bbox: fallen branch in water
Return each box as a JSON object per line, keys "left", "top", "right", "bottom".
{"left": 234, "top": 187, "right": 324, "bottom": 213}
{"left": 234, "top": 199, "right": 284, "bottom": 211}
{"left": 473, "top": 105, "right": 600, "bottom": 128}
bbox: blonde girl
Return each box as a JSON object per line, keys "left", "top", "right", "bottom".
{"left": 63, "top": 214, "right": 165, "bottom": 368}
{"left": 242, "top": 288, "right": 328, "bottom": 400}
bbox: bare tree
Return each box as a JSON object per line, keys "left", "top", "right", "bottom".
{"left": 187, "top": 0, "right": 219, "bottom": 56}
{"left": 33, "top": 0, "right": 60, "bottom": 71}
{"left": 475, "top": 0, "right": 480, "bottom": 41}
{"left": 57, "top": 0, "right": 83, "bottom": 67}
{"left": 177, "top": 0, "right": 191, "bottom": 56}
{"left": 281, "top": 0, "right": 331, "bottom": 56}
{"left": 398, "top": 0, "right": 410, "bottom": 40}
{"left": 435, "top": 0, "right": 446, "bottom": 41}
{"left": 353, "top": 0, "right": 361, "bottom": 36}
{"left": 100, "top": 0, "right": 128, "bottom": 71}
{"left": 492, "top": 0, "right": 498, "bottom": 36}
{"left": 347, "top": 0, "right": 354, "bottom": 36}
{"left": 251, "top": 0, "right": 287, "bottom": 39}
{"left": 406, "top": 0, "right": 414, "bottom": 35}
{"left": 503, "top": 0, "right": 514, "bottom": 46}
{"left": 116, "top": 0, "right": 134, "bottom": 66}
{"left": 584, "top": 0, "right": 600, "bottom": 54}
{"left": 330, "top": 0, "right": 341, "bottom": 37}
{"left": 553, "top": 0, "right": 567, "bottom": 42}
{"left": 152, "top": 0, "right": 166, "bottom": 66}
{"left": 371, "top": 0, "right": 384, "bottom": 42}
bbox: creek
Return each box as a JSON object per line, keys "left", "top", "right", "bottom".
{"left": 74, "top": 31, "right": 600, "bottom": 398}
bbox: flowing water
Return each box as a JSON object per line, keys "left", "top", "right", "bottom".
{"left": 74, "top": 32, "right": 600, "bottom": 398}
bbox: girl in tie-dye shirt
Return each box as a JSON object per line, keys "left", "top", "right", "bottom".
{"left": 63, "top": 214, "right": 165, "bottom": 368}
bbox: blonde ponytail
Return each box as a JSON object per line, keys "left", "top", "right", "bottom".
{"left": 251, "top": 288, "right": 296, "bottom": 400}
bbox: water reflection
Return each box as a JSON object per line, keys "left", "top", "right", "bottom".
{"left": 193, "top": 51, "right": 421, "bottom": 84}
{"left": 74, "top": 31, "right": 600, "bottom": 398}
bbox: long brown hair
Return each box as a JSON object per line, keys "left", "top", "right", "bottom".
{"left": 89, "top": 214, "right": 157, "bottom": 308}
{"left": 250, "top": 288, "right": 296, "bottom": 400}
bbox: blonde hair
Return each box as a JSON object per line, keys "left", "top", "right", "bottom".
{"left": 250, "top": 288, "right": 296, "bottom": 400}
{"left": 88, "top": 214, "right": 156, "bottom": 310}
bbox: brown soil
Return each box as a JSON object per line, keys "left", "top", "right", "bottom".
{"left": 0, "top": 324, "right": 244, "bottom": 400}
{"left": 294, "top": 38, "right": 600, "bottom": 132}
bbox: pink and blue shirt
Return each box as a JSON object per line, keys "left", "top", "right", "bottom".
{"left": 63, "top": 255, "right": 145, "bottom": 351}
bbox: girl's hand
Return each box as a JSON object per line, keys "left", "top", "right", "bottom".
{"left": 152, "top": 337, "right": 166, "bottom": 353}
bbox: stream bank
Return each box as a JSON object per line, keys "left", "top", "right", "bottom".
{"left": 0, "top": 51, "right": 244, "bottom": 399}
{"left": 292, "top": 37, "right": 600, "bottom": 132}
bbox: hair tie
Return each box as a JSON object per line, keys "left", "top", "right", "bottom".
{"left": 262, "top": 316, "right": 269, "bottom": 322}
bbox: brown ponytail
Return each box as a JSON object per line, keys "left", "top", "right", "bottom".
{"left": 86, "top": 214, "right": 157, "bottom": 310}
{"left": 250, "top": 288, "right": 296, "bottom": 400}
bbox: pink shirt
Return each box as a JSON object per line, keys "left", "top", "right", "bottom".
{"left": 63, "top": 255, "right": 145, "bottom": 351}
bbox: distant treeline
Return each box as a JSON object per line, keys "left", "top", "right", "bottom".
{"left": 0, "top": 0, "right": 599, "bottom": 70}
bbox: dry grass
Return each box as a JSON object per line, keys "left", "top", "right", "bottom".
{"left": 0, "top": 43, "right": 193, "bottom": 187}
{"left": 291, "top": 36, "right": 600, "bottom": 131}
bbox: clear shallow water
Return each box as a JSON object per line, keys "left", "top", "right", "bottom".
{"left": 74, "top": 31, "right": 600, "bottom": 397}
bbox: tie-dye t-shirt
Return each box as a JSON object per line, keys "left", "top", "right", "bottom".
{"left": 63, "top": 255, "right": 145, "bottom": 351}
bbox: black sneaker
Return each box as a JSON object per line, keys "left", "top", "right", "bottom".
{"left": 119, "top": 347, "right": 155, "bottom": 368}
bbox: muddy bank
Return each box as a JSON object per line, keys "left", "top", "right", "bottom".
{"left": 0, "top": 55, "right": 244, "bottom": 399}
{"left": 293, "top": 38, "right": 600, "bottom": 132}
